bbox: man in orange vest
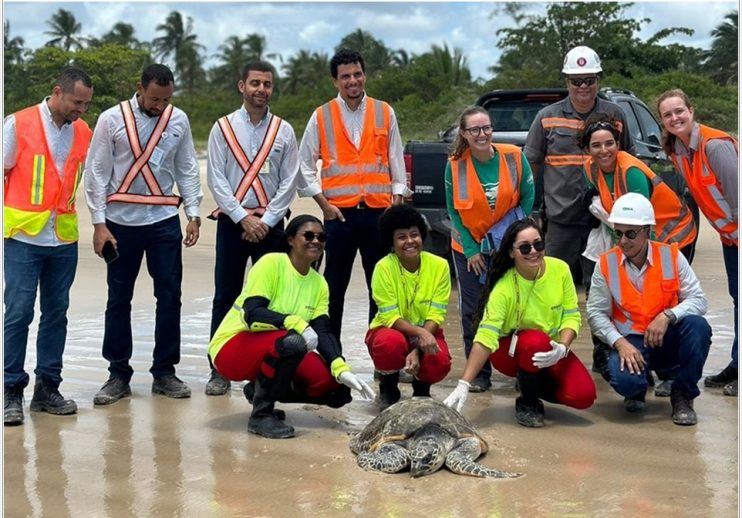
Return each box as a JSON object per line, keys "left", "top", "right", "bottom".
{"left": 587, "top": 193, "right": 711, "bottom": 426}
{"left": 204, "top": 61, "right": 302, "bottom": 396}
{"left": 4, "top": 67, "right": 94, "bottom": 426}
{"left": 298, "top": 48, "right": 412, "bottom": 342}
{"left": 84, "top": 64, "right": 203, "bottom": 406}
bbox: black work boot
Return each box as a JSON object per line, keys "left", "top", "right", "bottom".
{"left": 205, "top": 368, "right": 231, "bottom": 396}
{"left": 29, "top": 379, "right": 77, "bottom": 415}
{"left": 244, "top": 381, "right": 285, "bottom": 421}
{"left": 377, "top": 371, "right": 401, "bottom": 411}
{"left": 623, "top": 391, "right": 647, "bottom": 413}
{"left": 670, "top": 390, "right": 697, "bottom": 426}
{"left": 4, "top": 385, "right": 24, "bottom": 426}
{"left": 704, "top": 365, "right": 738, "bottom": 388}
{"left": 248, "top": 376, "right": 295, "bottom": 439}
{"left": 411, "top": 378, "right": 431, "bottom": 397}
{"left": 515, "top": 369, "right": 545, "bottom": 427}
{"left": 152, "top": 374, "right": 191, "bottom": 398}
{"left": 94, "top": 376, "right": 131, "bottom": 405}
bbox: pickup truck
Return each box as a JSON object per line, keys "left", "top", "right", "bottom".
{"left": 404, "top": 87, "right": 696, "bottom": 260}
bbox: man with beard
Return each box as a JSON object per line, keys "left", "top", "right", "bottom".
{"left": 204, "top": 61, "right": 302, "bottom": 396}
{"left": 84, "top": 63, "right": 203, "bottom": 405}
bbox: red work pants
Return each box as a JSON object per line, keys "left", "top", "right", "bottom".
{"left": 365, "top": 327, "right": 451, "bottom": 384}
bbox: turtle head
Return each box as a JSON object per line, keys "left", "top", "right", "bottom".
{"left": 409, "top": 424, "right": 455, "bottom": 478}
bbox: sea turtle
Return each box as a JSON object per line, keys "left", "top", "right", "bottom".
{"left": 349, "top": 398, "right": 523, "bottom": 478}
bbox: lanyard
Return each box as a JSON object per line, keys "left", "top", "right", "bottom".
{"left": 513, "top": 266, "right": 540, "bottom": 332}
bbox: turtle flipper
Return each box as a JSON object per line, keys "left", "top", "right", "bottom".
{"left": 445, "top": 438, "right": 523, "bottom": 479}
{"left": 357, "top": 443, "right": 410, "bottom": 473}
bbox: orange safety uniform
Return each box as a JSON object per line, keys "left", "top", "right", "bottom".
{"left": 449, "top": 143, "right": 523, "bottom": 253}
{"left": 585, "top": 150, "right": 697, "bottom": 249}
{"left": 599, "top": 241, "right": 680, "bottom": 336}
{"left": 4, "top": 106, "right": 92, "bottom": 242}
{"left": 669, "top": 124, "right": 738, "bottom": 246}
{"left": 315, "top": 97, "right": 392, "bottom": 208}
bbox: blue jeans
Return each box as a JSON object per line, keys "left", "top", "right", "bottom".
{"left": 103, "top": 217, "right": 182, "bottom": 382}
{"left": 452, "top": 250, "right": 492, "bottom": 382}
{"left": 607, "top": 315, "right": 712, "bottom": 399}
{"left": 4, "top": 239, "right": 78, "bottom": 388}
{"left": 323, "top": 207, "right": 385, "bottom": 341}
{"left": 722, "top": 243, "right": 738, "bottom": 369}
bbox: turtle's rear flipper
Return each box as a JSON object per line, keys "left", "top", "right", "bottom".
{"left": 358, "top": 443, "right": 410, "bottom": 473}
{"left": 446, "top": 438, "right": 523, "bottom": 478}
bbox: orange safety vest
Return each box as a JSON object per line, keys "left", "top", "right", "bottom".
{"left": 106, "top": 101, "right": 182, "bottom": 207}
{"left": 449, "top": 143, "right": 522, "bottom": 253}
{"left": 315, "top": 97, "right": 392, "bottom": 208}
{"left": 599, "top": 242, "right": 680, "bottom": 336}
{"left": 585, "top": 151, "right": 697, "bottom": 249}
{"left": 207, "top": 114, "right": 282, "bottom": 220}
{"left": 4, "top": 105, "right": 92, "bottom": 242}
{"left": 669, "top": 124, "right": 738, "bottom": 246}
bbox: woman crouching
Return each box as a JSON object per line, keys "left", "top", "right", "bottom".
{"left": 208, "top": 215, "right": 375, "bottom": 438}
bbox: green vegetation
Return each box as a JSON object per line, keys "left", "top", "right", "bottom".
{"left": 4, "top": 4, "right": 737, "bottom": 146}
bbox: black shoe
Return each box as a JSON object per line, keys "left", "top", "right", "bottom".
{"left": 623, "top": 392, "right": 646, "bottom": 413}
{"left": 411, "top": 378, "right": 431, "bottom": 397}
{"left": 378, "top": 372, "right": 401, "bottom": 411}
{"left": 29, "top": 380, "right": 77, "bottom": 415}
{"left": 94, "top": 377, "right": 132, "bottom": 406}
{"left": 243, "top": 382, "right": 286, "bottom": 421}
{"left": 248, "top": 414, "right": 295, "bottom": 439}
{"left": 704, "top": 365, "right": 738, "bottom": 388}
{"left": 723, "top": 380, "right": 738, "bottom": 397}
{"left": 515, "top": 397, "right": 545, "bottom": 428}
{"left": 205, "top": 369, "right": 231, "bottom": 396}
{"left": 670, "top": 390, "right": 697, "bottom": 426}
{"left": 398, "top": 369, "right": 414, "bottom": 384}
{"left": 591, "top": 342, "right": 611, "bottom": 381}
{"left": 468, "top": 376, "right": 492, "bottom": 393}
{"left": 654, "top": 379, "right": 673, "bottom": 398}
{"left": 4, "top": 385, "right": 24, "bottom": 426}
{"left": 152, "top": 375, "right": 191, "bottom": 398}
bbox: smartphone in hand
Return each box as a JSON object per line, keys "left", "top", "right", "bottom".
{"left": 101, "top": 241, "right": 119, "bottom": 264}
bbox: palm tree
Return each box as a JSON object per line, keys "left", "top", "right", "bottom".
{"left": 4, "top": 20, "right": 26, "bottom": 65}
{"left": 44, "top": 8, "right": 83, "bottom": 51}
{"left": 391, "top": 49, "right": 413, "bottom": 69}
{"left": 152, "top": 11, "right": 206, "bottom": 89}
{"left": 429, "top": 43, "right": 471, "bottom": 86}
{"left": 703, "top": 10, "right": 738, "bottom": 85}
{"left": 281, "top": 50, "right": 329, "bottom": 94}
{"left": 101, "top": 22, "right": 139, "bottom": 47}
{"left": 336, "top": 29, "right": 392, "bottom": 76}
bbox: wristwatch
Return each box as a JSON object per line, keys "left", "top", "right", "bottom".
{"left": 663, "top": 309, "right": 677, "bottom": 325}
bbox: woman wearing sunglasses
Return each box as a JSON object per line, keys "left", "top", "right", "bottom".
{"left": 208, "top": 214, "right": 375, "bottom": 439}
{"left": 657, "top": 89, "right": 739, "bottom": 397}
{"left": 445, "top": 105, "right": 535, "bottom": 393}
{"left": 366, "top": 205, "right": 452, "bottom": 410}
{"left": 444, "top": 218, "right": 596, "bottom": 427}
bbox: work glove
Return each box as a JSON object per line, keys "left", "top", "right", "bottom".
{"left": 301, "top": 326, "right": 319, "bottom": 351}
{"left": 532, "top": 340, "right": 568, "bottom": 369}
{"left": 338, "top": 372, "right": 376, "bottom": 400}
{"left": 443, "top": 379, "right": 470, "bottom": 413}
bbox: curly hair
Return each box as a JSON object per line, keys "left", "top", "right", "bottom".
{"left": 575, "top": 113, "right": 621, "bottom": 150}
{"left": 378, "top": 204, "right": 428, "bottom": 251}
{"left": 330, "top": 48, "right": 365, "bottom": 78}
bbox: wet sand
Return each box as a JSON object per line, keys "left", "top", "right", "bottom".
{"left": 4, "top": 165, "right": 739, "bottom": 517}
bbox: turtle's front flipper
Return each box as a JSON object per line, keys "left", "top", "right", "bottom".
{"left": 357, "top": 443, "right": 410, "bottom": 473}
{"left": 445, "top": 438, "right": 523, "bottom": 479}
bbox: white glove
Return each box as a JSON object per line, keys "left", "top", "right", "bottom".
{"left": 532, "top": 340, "right": 568, "bottom": 369}
{"left": 588, "top": 196, "right": 612, "bottom": 226}
{"left": 301, "top": 327, "right": 319, "bottom": 351}
{"left": 338, "top": 372, "right": 376, "bottom": 400}
{"left": 443, "top": 379, "right": 470, "bottom": 413}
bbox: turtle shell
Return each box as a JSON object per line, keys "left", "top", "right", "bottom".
{"left": 349, "top": 398, "right": 488, "bottom": 454}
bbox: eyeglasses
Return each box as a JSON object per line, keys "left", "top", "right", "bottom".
{"left": 463, "top": 125, "right": 493, "bottom": 137}
{"left": 610, "top": 228, "right": 645, "bottom": 241}
{"left": 302, "top": 231, "right": 327, "bottom": 242}
{"left": 568, "top": 77, "right": 598, "bottom": 87}
{"left": 514, "top": 240, "right": 545, "bottom": 255}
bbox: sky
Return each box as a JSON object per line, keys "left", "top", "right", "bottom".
{"left": 3, "top": 1, "right": 737, "bottom": 80}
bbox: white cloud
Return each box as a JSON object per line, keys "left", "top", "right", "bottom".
{"left": 299, "top": 20, "right": 336, "bottom": 44}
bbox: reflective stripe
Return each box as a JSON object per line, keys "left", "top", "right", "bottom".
{"left": 373, "top": 99, "right": 384, "bottom": 128}
{"left": 542, "top": 117, "right": 583, "bottom": 130}
{"left": 365, "top": 183, "right": 392, "bottom": 194}
{"left": 563, "top": 308, "right": 579, "bottom": 314}
{"left": 107, "top": 192, "right": 181, "bottom": 206}
{"left": 544, "top": 155, "right": 588, "bottom": 166}
{"left": 324, "top": 186, "right": 360, "bottom": 197}
{"left": 658, "top": 245, "right": 674, "bottom": 281}
{"left": 548, "top": 327, "right": 559, "bottom": 336}
{"left": 605, "top": 252, "right": 622, "bottom": 303}
{"left": 66, "top": 163, "right": 83, "bottom": 211}
{"left": 480, "top": 324, "right": 502, "bottom": 334}
{"left": 430, "top": 302, "right": 447, "bottom": 310}
{"left": 706, "top": 181, "right": 735, "bottom": 227}
{"left": 31, "top": 154, "right": 45, "bottom": 205}
{"left": 324, "top": 163, "right": 391, "bottom": 176}
{"left": 503, "top": 154, "right": 519, "bottom": 186}
{"left": 379, "top": 304, "right": 399, "bottom": 313}
{"left": 321, "top": 103, "right": 336, "bottom": 163}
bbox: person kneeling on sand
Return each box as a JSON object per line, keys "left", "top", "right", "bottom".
{"left": 208, "top": 215, "right": 375, "bottom": 438}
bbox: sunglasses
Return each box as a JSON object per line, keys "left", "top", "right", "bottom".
{"left": 463, "top": 125, "right": 493, "bottom": 137}
{"left": 568, "top": 77, "right": 598, "bottom": 87}
{"left": 514, "top": 240, "right": 545, "bottom": 255}
{"left": 302, "top": 231, "right": 327, "bottom": 242}
{"left": 610, "top": 228, "right": 645, "bottom": 241}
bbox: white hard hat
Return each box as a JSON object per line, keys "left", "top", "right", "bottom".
{"left": 562, "top": 46, "right": 602, "bottom": 75}
{"left": 608, "top": 193, "right": 656, "bottom": 225}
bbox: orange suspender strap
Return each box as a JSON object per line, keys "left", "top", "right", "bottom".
{"left": 107, "top": 101, "right": 181, "bottom": 206}
{"left": 208, "top": 114, "right": 282, "bottom": 220}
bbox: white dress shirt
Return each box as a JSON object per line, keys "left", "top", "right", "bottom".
{"left": 206, "top": 106, "right": 299, "bottom": 228}
{"left": 84, "top": 93, "right": 202, "bottom": 226}
{"left": 4, "top": 98, "right": 76, "bottom": 247}
{"left": 587, "top": 241, "right": 708, "bottom": 346}
{"left": 297, "top": 93, "right": 412, "bottom": 198}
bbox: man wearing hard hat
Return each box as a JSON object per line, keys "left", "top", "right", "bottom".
{"left": 586, "top": 193, "right": 711, "bottom": 426}
{"left": 524, "top": 45, "right": 634, "bottom": 375}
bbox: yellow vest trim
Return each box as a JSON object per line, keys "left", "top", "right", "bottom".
{"left": 31, "top": 154, "right": 45, "bottom": 206}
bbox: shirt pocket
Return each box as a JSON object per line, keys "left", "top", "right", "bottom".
{"left": 373, "top": 128, "right": 388, "bottom": 156}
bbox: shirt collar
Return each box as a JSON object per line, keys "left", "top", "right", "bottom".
{"left": 619, "top": 241, "right": 654, "bottom": 268}
{"left": 336, "top": 92, "right": 367, "bottom": 113}
{"left": 673, "top": 122, "right": 701, "bottom": 157}
{"left": 240, "top": 105, "right": 271, "bottom": 127}
{"left": 41, "top": 96, "right": 71, "bottom": 127}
